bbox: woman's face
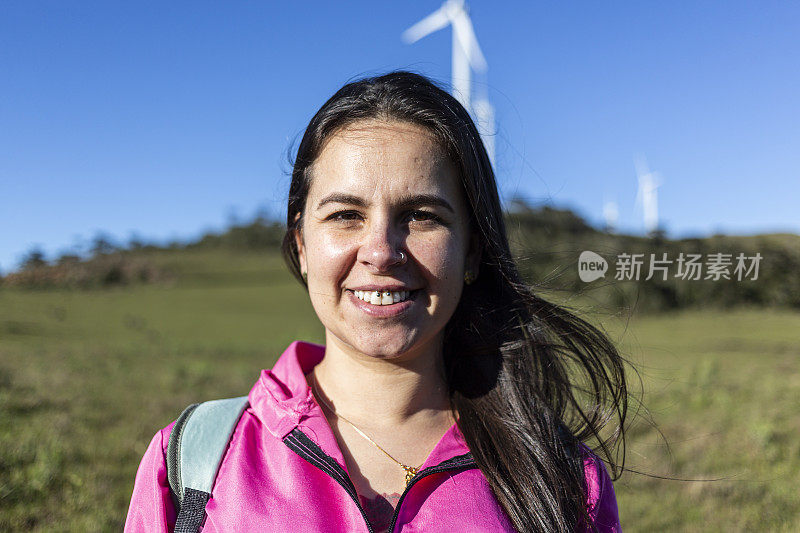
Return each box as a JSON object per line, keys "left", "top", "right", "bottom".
{"left": 295, "top": 119, "right": 480, "bottom": 362}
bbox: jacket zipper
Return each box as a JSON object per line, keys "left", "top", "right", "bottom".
{"left": 387, "top": 454, "right": 478, "bottom": 532}
{"left": 283, "top": 428, "right": 376, "bottom": 533}
{"left": 283, "top": 428, "right": 478, "bottom": 533}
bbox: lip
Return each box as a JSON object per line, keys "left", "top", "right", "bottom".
{"left": 348, "top": 285, "right": 414, "bottom": 292}
{"left": 346, "top": 289, "right": 419, "bottom": 318}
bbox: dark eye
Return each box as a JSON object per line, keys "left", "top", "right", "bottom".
{"left": 407, "top": 210, "right": 441, "bottom": 223}
{"left": 327, "top": 210, "right": 362, "bottom": 222}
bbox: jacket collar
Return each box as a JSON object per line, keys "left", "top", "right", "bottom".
{"left": 248, "top": 340, "right": 472, "bottom": 472}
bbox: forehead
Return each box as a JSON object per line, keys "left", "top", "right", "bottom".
{"left": 308, "top": 120, "right": 459, "bottom": 200}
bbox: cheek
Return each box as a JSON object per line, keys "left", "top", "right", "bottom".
{"left": 305, "top": 231, "right": 357, "bottom": 276}
{"left": 411, "top": 235, "right": 465, "bottom": 282}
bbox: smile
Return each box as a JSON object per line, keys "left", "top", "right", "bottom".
{"left": 345, "top": 289, "right": 420, "bottom": 318}
{"left": 353, "top": 290, "right": 412, "bottom": 306}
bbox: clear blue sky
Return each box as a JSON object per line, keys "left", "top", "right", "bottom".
{"left": 2, "top": 1, "right": 798, "bottom": 272}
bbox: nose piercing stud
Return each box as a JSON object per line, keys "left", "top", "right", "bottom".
{"left": 398, "top": 250, "right": 406, "bottom": 263}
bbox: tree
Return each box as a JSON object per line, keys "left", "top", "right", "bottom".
{"left": 91, "top": 232, "right": 118, "bottom": 256}
{"left": 21, "top": 246, "right": 47, "bottom": 270}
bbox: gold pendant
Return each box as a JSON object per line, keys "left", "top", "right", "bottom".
{"left": 403, "top": 465, "right": 418, "bottom": 486}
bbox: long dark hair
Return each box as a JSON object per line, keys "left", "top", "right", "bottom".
{"left": 282, "top": 71, "right": 628, "bottom": 532}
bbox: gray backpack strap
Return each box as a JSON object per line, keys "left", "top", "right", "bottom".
{"left": 166, "top": 396, "right": 249, "bottom": 533}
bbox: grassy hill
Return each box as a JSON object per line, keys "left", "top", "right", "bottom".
{"left": 2, "top": 208, "right": 799, "bottom": 530}
{"left": 1, "top": 245, "right": 799, "bottom": 530}
{"left": 504, "top": 206, "right": 800, "bottom": 313}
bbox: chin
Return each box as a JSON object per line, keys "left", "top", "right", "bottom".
{"left": 333, "top": 327, "right": 418, "bottom": 359}
{"left": 360, "top": 329, "right": 445, "bottom": 362}
{"left": 354, "top": 338, "right": 416, "bottom": 360}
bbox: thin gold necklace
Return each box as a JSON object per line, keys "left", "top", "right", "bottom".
{"left": 310, "top": 371, "right": 423, "bottom": 487}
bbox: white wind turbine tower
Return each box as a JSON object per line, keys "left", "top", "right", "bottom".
{"left": 602, "top": 198, "right": 619, "bottom": 233}
{"left": 402, "top": 0, "right": 495, "bottom": 166}
{"left": 634, "top": 156, "right": 662, "bottom": 235}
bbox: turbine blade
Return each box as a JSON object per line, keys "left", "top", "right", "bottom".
{"left": 634, "top": 154, "right": 649, "bottom": 179}
{"left": 650, "top": 172, "right": 662, "bottom": 188}
{"left": 402, "top": 7, "right": 451, "bottom": 43}
{"left": 452, "top": 10, "right": 487, "bottom": 71}
{"left": 634, "top": 176, "right": 644, "bottom": 211}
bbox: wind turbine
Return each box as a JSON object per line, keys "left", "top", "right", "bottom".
{"left": 602, "top": 198, "right": 619, "bottom": 233}
{"left": 634, "top": 156, "right": 662, "bottom": 235}
{"left": 402, "top": 0, "right": 495, "bottom": 166}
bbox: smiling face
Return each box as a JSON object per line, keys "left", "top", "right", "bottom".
{"left": 295, "top": 120, "right": 481, "bottom": 362}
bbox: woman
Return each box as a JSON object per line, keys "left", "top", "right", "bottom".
{"left": 126, "top": 71, "right": 626, "bottom": 532}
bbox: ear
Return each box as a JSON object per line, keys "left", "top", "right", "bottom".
{"left": 293, "top": 212, "right": 307, "bottom": 275}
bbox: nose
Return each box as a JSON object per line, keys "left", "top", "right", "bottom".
{"left": 357, "top": 218, "right": 407, "bottom": 272}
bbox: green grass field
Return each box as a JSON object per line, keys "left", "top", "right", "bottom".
{"left": 1, "top": 250, "right": 798, "bottom": 531}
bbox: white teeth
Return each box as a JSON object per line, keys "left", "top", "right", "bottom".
{"left": 353, "top": 289, "right": 411, "bottom": 305}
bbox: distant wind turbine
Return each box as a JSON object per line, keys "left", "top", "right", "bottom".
{"left": 402, "top": 0, "right": 495, "bottom": 166}
{"left": 602, "top": 198, "right": 619, "bottom": 233}
{"left": 634, "top": 156, "right": 662, "bottom": 235}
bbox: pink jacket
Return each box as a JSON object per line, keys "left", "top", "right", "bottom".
{"left": 125, "top": 341, "right": 621, "bottom": 532}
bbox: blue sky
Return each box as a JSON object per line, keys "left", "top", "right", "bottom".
{"left": 2, "top": 1, "right": 798, "bottom": 272}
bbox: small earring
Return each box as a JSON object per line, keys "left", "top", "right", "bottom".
{"left": 464, "top": 270, "right": 476, "bottom": 285}
{"left": 301, "top": 271, "right": 308, "bottom": 283}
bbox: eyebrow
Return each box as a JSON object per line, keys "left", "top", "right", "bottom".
{"left": 315, "top": 192, "right": 455, "bottom": 214}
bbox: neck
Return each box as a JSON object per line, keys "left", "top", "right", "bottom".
{"left": 309, "top": 334, "right": 454, "bottom": 431}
